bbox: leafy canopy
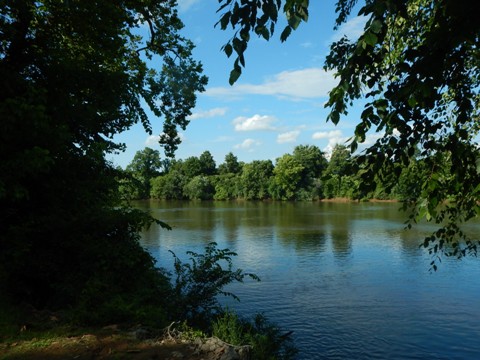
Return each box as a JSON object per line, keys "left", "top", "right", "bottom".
{"left": 0, "top": 0, "right": 206, "bottom": 310}
{"left": 217, "top": 0, "right": 480, "bottom": 263}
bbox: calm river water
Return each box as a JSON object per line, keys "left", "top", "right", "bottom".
{"left": 137, "top": 200, "right": 480, "bottom": 359}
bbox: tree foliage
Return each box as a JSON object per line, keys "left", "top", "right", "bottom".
{"left": 125, "top": 147, "right": 163, "bottom": 199}
{"left": 215, "top": 0, "right": 309, "bottom": 84}
{"left": 169, "top": 242, "right": 260, "bottom": 325}
{"left": 240, "top": 160, "right": 274, "bottom": 200}
{"left": 217, "top": 0, "right": 480, "bottom": 263}
{"left": 218, "top": 152, "right": 243, "bottom": 175}
{"left": 270, "top": 154, "right": 304, "bottom": 200}
{"left": 0, "top": 0, "right": 206, "bottom": 312}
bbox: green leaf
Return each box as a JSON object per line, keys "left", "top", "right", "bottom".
{"left": 256, "top": 25, "right": 270, "bottom": 40}
{"left": 224, "top": 43, "right": 233, "bottom": 57}
{"left": 280, "top": 26, "right": 292, "bottom": 42}
{"left": 407, "top": 96, "right": 417, "bottom": 107}
{"left": 476, "top": 157, "right": 480, "bottom": 174}
{"left": 287, "top": 14, "right": 302, "bottom": 30}
{"left": 364, "top": 32, "right": 378, "bottom": 47}
{"left": 229, "top": 67, "right": 241, "bottom": 85}
{"left": 370, "top": 19, "right": 382, "bottom": 34}
{"left": 219, "top": 12, "right": 231, "bottom": 29}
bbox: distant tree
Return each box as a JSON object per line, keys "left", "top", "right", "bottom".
{"left": 323, "top": 144, "right": 357, "bottom": 199}
{"left": 156, "top": 170, "right": 187, "bottom": 200}
{"left": 182, "top": 156, "right": 203, "bottom": 179}
{"left": 292, "top": 145, "right": 328, "bottom": 198}
{"left": 213, "top": 173, "right": 241, "bottom": 200}
{"left": 199, "top": 150, "right": 217, "bottom": 176}
{"left": 325, "top": 144, "right": 354, "bottom": 178}
{"left": 184, "top": 175, "right": 215, "bottom": 200}
{"left": 150, "top": 175, "right": 167, "bottom": 199}
{"left": 240, "top": 160, "right": 274, "bottom": 200}
{"left": 270, "top": 154, "right": 304, "bottom": 200}
{"left": 126, "top": 147, "right": 162, "bottom": 198}
{"left": 293, "top": 145, "right": 328, "bottom": 178}
{"left": 218, "top": 152, "right": 242, "bottom": 175}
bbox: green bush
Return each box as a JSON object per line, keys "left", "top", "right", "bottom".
{"left": 169, "top": 242, "right": 260, "bottom": 327}
{"left": 212, "top": 310, "right": 298, "bottom": 360}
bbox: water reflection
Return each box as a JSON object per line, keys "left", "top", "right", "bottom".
{"left": 138, "top": 200, "right": 480, "bottom": 360}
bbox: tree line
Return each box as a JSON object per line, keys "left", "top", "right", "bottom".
{"left": 121, "top": 143, "right": 426, "bottom": 202}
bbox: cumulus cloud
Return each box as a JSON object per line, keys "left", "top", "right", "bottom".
{"left": 312, "top": 130, "right": 349, "bottom": 155}
{"left": 277, "top": 130, "right": 300, "bottom": 144}
{"left": 188, "top": 107, "right": 227, "bottom": 120}
{"left": 330, "top": 15, "right": 369, "bottom": 43}
{"left": 312, "top": 130, "right": 343, "bottom": 140}
{"left": 145, "top": 135, "right": 161, "bottom": 146}
{"left": 234, "top": 138, "right": 261, "bottom": 150}
{"left": 232, "top": 114, "right": 277, "bottom": 131}
{"left": 206, "top": 68, "right": 338, "bottom": 100}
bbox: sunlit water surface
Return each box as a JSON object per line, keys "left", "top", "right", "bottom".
{"left": 138, "top": 200, "right": 480, "bottom": 360}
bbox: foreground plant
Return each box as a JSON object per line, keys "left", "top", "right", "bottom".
{"left": 213, "top": 309, "right": 298, "bottom": 360}
{"left": 169, "top": 242, "right": 260, "bottom": 326}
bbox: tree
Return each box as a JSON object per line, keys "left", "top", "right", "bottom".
{"left": 325, "top": 144, "right": 354, "bottom": 178}
{"left": 219, "top": 152, "right": 243, "bottom": 175}
{"left": 125, "top": 147, "right": 163, "bottom": 198}
{"left": 153, "top": 170, "right": 187, "bottom": 199}
{"left": 240, "top": 160, "right": 274, "bottom": 200}
{"left": 199, "top": 150, "right": 217, "bottom": 176}
{"left": 217, "top": 0, "right": 480, "bottom": 264}
{"left": 322, "top": 144, "right": 355, "bottom": 198}
{"left": 181, "top": 156, "right": 203, "bottom": 179}
{"left": 213, "top": 173, "right": 241, "bottom": 200}
{"left": 292, "top": 144, "right": 328, "bottom": 199}
{"left": 270, "top": 154, "right": 304, "bottom": 200}
{"left": 0, "top": 0, "right": 206, "bottom": 314}
{"left": 183, "top": 175, "right": 215, "bottom": 200}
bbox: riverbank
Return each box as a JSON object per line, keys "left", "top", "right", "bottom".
{"left": 1, "top": 327, "right": 198, "bottom": 360}
{"left": 0, "top": 325, "right": 249, "bottom": 360}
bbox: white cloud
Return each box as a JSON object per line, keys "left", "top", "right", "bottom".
{"left": 330, "top": 15, "right": 369, "bottom": 43}
{"left": 312, "top": 130, "right": 343, "bottom": 140}
{"left": 214, "top": 135, "right": 234, "bottom": 142}
{"left": 232, "top": 114, "right": 277, "bottom": 131}
{"left": 277, "top": 130, "right": 300, "bottom": 144}
{"left": 145, "top": 135, "right": 160, "bottom": 146}
{"left": 234, "top": 138, "right": 261, "bottom": 150}
{"left": 177, "top": 0, "right": 201, "bottom": 12}
{"left": 312, "top": 130, "right": 348, "bottom": 156}
{"left": 188, "top": 107, "right": 227, "bottom": 120}
{"left": 300, "top": 41, "right": 314, "bottom": 48}
{"left": 324, "top": 137, "right": 348, "bottom": 154}
{"left": 206, "top": 68, "right": 338, "bottom": 100}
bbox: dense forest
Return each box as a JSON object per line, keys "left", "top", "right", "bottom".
{"left": 120, "top": 144, "right": 425, "bottom": 202}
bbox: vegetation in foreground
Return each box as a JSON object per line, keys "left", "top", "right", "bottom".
{"left": 0, "top": 242, "right": 297, "bottom": 359}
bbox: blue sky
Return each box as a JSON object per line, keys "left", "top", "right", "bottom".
{"left": 111, "top": 1, "right": 373, "bottom": 168}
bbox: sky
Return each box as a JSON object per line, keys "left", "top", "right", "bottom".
{"left": 111, "top": 1, "right": 372, "bottom": 169}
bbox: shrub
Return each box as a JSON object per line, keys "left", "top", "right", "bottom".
{"left": 213, "top": 309, "right": 298, "bottom": 360}
{"left": 169, "top": 242, "right": 260, "bottom": 327}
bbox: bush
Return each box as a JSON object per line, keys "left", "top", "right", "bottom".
{"left": 213, "top": 309, "right": 298, "bottom": 360}
{"left": 169, "top": 242, "right": 260, "bottom": 327}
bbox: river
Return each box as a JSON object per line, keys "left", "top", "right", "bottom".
{"left": 137, "top": 200, "right": 480, "bottom": 359}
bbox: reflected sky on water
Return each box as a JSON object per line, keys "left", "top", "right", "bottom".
{"left": 138, "top": 200, "right": 480, "bottom": 360}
